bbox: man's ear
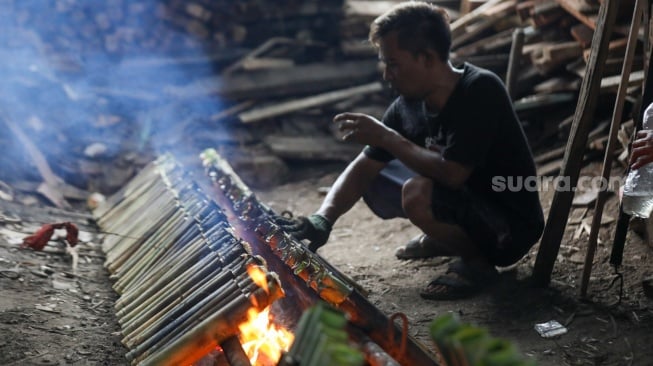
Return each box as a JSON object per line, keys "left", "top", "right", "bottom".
{"left": 421, "top": 49, "right": 440, "bottom": 67}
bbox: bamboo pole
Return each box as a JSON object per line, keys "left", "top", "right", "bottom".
{"left": 138, "top": 279, "right": 282, "bottom": 366}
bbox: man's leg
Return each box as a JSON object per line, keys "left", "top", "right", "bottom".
{"left": 401, "top": 176, "right": 483, "bottom": 259}
{"left": 362, "top": 159, "right": 415, "bottom": 219}
{"left": 402, "top": 176, "right": 502, "bottom": 300}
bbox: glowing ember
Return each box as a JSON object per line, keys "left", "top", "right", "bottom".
{"left": 238, "top": 307, "right": 294, "bottom": 365}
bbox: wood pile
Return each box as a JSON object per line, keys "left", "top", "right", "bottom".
{"left": 0, "top": 0, "right": 645, "bottom": 209}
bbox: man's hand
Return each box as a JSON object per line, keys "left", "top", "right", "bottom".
{"left": 333, "top": 112, "right": 395, "bottom": 147}
{"left": 631, "top": 130, "right": 653, "bottom": 169}
{"left": 272, "top": 214, "right": 332, "bottom": 252}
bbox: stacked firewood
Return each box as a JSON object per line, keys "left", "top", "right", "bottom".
{"left": 3, "top": 0, "right": 343, "bottom": 58}
{"left": 0, "top": 0, "right": 645, "bottom": 208}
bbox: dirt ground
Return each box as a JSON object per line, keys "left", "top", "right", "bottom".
{"left": 254, "top": 161, "right": 653, "bottom": 366}
{"left": 1, "top": 160, "right": 653, "bottom": 365}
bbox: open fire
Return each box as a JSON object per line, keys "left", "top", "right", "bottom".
{"left": 238, "top": 265, "right": 295, "bottom": 365}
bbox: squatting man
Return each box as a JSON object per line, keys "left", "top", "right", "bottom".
{"left": 274, "top": 2, "right": 544, "bottom": 300}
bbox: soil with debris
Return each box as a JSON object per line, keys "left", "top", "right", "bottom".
{"left": 254, "top": 161, "right": 653, "bottom": 366}
{"left": 0, "top": 200, "right": 127, "bottom": 366}
{"left": 1, "top": 161, "right": 653, "bottom": 366}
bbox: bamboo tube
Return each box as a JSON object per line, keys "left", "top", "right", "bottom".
{"left": 132, "top": 279, "right": 260, "bottom": 364}
{"left": 221, "top": 336, "right": 252, "bottom": 366}
{"left": 120, "top": 252, "right": 247, "bottom": 334}
{"left": 118, "top": 251, "right": 222, "bottom": 329}
{"left": 118, "top": 248, "right": 241, "bottom": 323}
{"left": 102, "top": 187, "right": 172, "bottom": 263}
{"left": 113, "top": 205, "right": 184, "bottom": 277}
{"left": 122, "top": 268, "right": 250, "bottom": 348}
{"left": 115, "top": 210, "right": 191, "bottom": 292}
{"left": 117, "top": 196, "right": 226, "bottom": 298}
{"left": 138, "top": 284, "right": 280, "bottom": 366}
{"left": 114, "top": 237, "right": 210, "bottom": 311}
{"left": 93, "top": 159, "right": 161, "bottom": 219}
{"left": 107, "top": 194, "right": 178, "bottom": 274}
{"left": 116, "top": 232, "right": 203, "bottom": 308}
{"left": 102, "top": 179, "right": 170, "bottom": 236}
{"left": 96, "top": 171, "right": 164, "bottom": 229}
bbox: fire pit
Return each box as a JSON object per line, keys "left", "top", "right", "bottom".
{"left": 94, "top": 152, "right": 438, "bottom": 365}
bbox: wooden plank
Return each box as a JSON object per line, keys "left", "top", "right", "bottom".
{"left": 532, "top": 0, "right": 619, "bottom": 287}
{"left": 570, "top": 23, "right": 595, "bottom": 48}
{"left": 582, "top": 37, "right": 628, "bottom": 61}
{"left": 452, "top": 1, "right": 517, "bottom": 48}
{"left": 263, "top": 136, "right": 361, "bottom": 162}
{"left": 345, "top": 1, "right": 402, "bottom": 18}
{"left": 452, "top": 28, "right": 513, "bottom": 57}
{"left": 460, "top": 0, "right": 491, "bottom": 15}
{"left": 531, "top": 0, "right": 565, "bottom": 27}
{"left": 239, "top": 82, "right": 383, "bottom": 123}
{"left": 555, "top": 0, "right": 600, "bottom": 29}
{"left": 450, "top": 0, "right": 505, "bottom": 37}
{"left": 600, "top": 69, "right": 645, "bottom": 93}
{"left": 165, "top": 60, "right": 379, "bottom": 100}
{"left": 531, "top": 41, "right": 583, "bottom": 74}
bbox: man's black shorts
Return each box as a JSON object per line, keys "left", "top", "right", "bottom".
{"left": 362, "top": 160, "right": 540, "bottom": 266}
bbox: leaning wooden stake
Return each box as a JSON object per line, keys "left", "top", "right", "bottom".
{"left": 580, "top": 0, "right": 645, "bottom": 297}
{"left": 532, "top": 0, "right": 619, "bottom": 287}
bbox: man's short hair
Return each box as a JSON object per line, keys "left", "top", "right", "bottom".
{"left": 369, "top": 2, "right": 451, "bottom": 62}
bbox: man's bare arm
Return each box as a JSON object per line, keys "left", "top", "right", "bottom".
{"left": 316, "top": 152, "right": 387, "bottom": 224}
{"left": 335, "top": 112, "right": 472, "bottom": 189}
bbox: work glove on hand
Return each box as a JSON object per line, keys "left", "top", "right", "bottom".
{"left": 272, "top": 213, "right": 332, "bottom": 252}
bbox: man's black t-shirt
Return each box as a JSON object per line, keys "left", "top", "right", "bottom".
{"left": 364, "top": 63, "right": 544, "bottom": 241}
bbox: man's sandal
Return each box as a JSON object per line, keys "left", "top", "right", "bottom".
{"left": 394, "top": 234, "right": 452, "bottom": 260}
{"left": 419, "top": 260, "right": 499, "bottom": 300}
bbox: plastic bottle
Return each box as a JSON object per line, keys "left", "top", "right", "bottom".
{"left": 623, "top": 104, "right": 653, "bottom": 218}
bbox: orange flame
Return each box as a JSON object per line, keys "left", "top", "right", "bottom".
{"left": 247, "top": 265, "right": 269, "bottom": 294}
{"left": 238, "top": 306, "right": 294, "bottom": 365}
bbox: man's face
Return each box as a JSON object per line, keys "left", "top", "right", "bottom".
{"left": 378, "top": 32, "right": 431, "bottom": 99}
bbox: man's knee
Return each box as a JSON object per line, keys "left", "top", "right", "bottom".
{"left": 402, "top": 176, "right": 432, "bottom": 221}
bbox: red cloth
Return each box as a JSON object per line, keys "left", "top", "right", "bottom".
{"left": 22, "top": 222, "right": 79, "bottom": 251}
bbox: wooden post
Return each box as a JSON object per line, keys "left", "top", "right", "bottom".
{"left": 610, "top": 3, "right": 653, "bottom": 268}
{"left": 506, "top": 27, "right": 525, "bottom": 100}
{"left": 580, "top": 0, "right": 645, "bottom": 297}
{"left": 531, "top": 0, "right": 620, "bottom": 287}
